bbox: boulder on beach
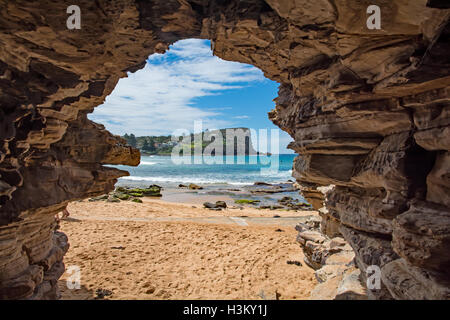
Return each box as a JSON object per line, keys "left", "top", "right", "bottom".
{"left": 203, "top": 201, "right": 227, "bottom": 210}
{"left": 189, "top": 183, "right": 203, "bottom": 190}
{"left": 215, "top": 201, "right": 227, "bottom": 208}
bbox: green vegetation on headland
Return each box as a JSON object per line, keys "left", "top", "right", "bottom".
{"left": 122, "top": 133, "right": 174, "bottom": 155}
{"left": 122, "top": 128, "right": 266, "bottom": 156}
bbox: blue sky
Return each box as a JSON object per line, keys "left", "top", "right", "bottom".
{"left": 89, "top": 39, "right": 294, "bottom": 154}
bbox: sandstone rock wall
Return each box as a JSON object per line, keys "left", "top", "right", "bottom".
{"left": 0, "top": 0, "right": 448, "bottom": 299}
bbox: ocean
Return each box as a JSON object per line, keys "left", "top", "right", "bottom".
{"left": 114, "top": 154, "right": 297, "bottom": 187}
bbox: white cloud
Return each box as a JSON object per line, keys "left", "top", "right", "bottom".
{"left": 251, "top": 129, "right": 294, "bottom": 154}
{"left": 233, "top": 115, "right": 249, "bottom": 119}
{"left": 89, "top": 39, "right": 265, "bottom": 136}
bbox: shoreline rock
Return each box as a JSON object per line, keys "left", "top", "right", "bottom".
{"left": 203, "top": 201, "right": 227, "bottom": 210}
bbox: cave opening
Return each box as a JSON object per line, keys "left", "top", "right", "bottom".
{"left": 88, "top": 38, "right": 299, "bottom": 186}
{"left": 0, "top": 0, "right": 449, "bottom": 301}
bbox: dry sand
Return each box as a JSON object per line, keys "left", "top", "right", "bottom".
{"left": 59, "top": 199, "right": 317, "bottom": 300}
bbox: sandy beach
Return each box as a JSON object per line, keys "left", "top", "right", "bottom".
{"left": 59, "top": 197, "right": 318, "bottom": 300}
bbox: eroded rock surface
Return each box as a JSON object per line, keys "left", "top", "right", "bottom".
{"left": 0, "top": 0, "right": 449, "bottom": 299}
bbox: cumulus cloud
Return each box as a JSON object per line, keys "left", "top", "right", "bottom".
{"left": 89, "top": 39, "right": 265, "bottom": 136}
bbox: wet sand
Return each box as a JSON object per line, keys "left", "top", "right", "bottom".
{"left": 59, "top": 198, "right": 317, "bottom": 300}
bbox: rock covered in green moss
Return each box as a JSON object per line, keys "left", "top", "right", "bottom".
{"left": 116, "top": 185, "right": 162, "bottom": 197}
{"left": 87, "top": 185, "right": 162, "bottom": 203}
{"left": 114, "top": 193, "right": 130, "bottom": 200}
{"left": 234, "top": 199, "right": 260, "bottom": 205}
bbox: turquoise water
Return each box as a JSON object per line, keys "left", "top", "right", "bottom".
{"left": 114, "top": 154, "right": 296, "bottom": 187}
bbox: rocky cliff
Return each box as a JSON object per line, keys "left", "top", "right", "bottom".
{"left": 0, "top": 0, "right": 449, "bottom": 299}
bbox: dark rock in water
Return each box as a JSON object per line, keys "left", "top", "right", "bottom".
{"left": 226, "top": 188, "right": 241, "bottom": 192}
{"left": 235, "top": 199, "right": 260, "bottom": 205}
{"left": 178, "top": 184, "right": 187, "bottom": 188}
{"left": 273, "top": 215, "right": 281, "bottom": 218}
{"left": 205, "top": 190, "right": 235, "bottom": 196}
{"left": 203, "top": 201, "right": 227, "bottom": 209}
{"left": 250, "top": 186, "right": 296, "bottom": 194}
{"left": 260, "top": 205, "right": 284, "bottom": 210}
{"left": 278, "top": 196, "right": 294, "bottom": 203}
{"left": 189, "top": 183, "right": 203, "bottom": 190}
{"left": 254, "top": 181, "right": 272, "bottom": 186}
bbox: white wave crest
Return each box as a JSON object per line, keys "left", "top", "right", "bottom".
{"left": 139, "top": 161, "right": 157, "bottom": 165}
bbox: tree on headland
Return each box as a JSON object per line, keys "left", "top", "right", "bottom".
{"left": 142, "top": 140, "right": 149, "bottom": 151}
{"left": 142, "top": 139, "right": 156, "bottom": 153}
{"left": 129, "top": 134, "right": 137, "bottom": 148}
{"left": 123, "top": 133, "right": 137, "bottom": 147}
